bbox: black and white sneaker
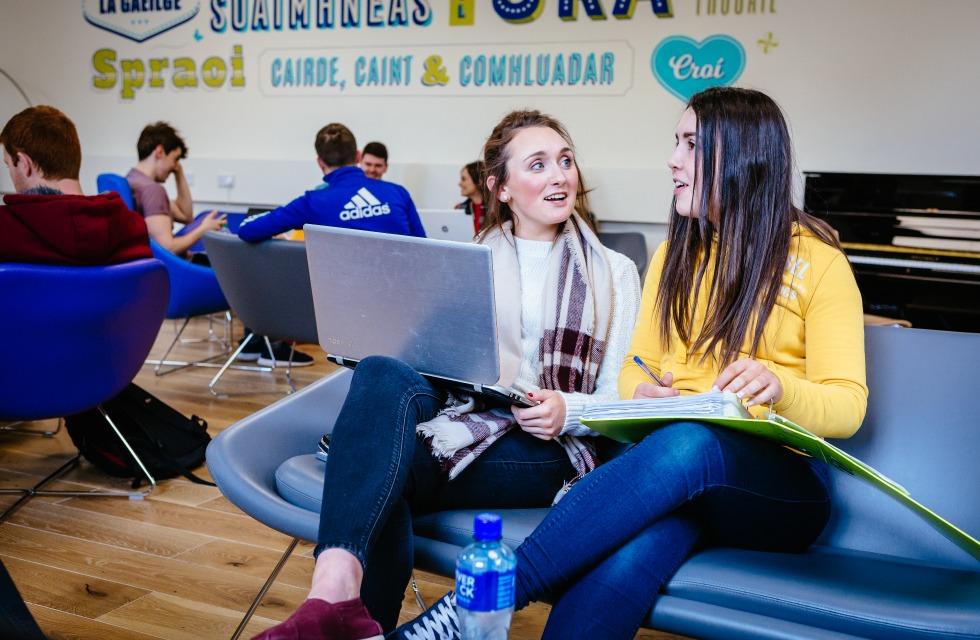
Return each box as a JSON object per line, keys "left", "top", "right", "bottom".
{"left": 316, "top": 435, "right": 330, "bottom": 462}
{"left": 257, "top": 341, "right": 315, "bottom": 368}
{"left": 235, "top": 336, "right": 263, "bottom": 362}
{"left": 387, "top": 591, "right": 459, "bottom": 640}
{"left": 237, "top": 336, "right": 315, "bottom": 367}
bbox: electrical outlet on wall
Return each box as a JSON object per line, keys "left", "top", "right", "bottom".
{"left": 217, "top": 173, "right": 235, "bottom": 189}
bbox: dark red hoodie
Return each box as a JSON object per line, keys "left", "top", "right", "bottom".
{"left": 0, "top": 192, "right": 152, "bottom": 265}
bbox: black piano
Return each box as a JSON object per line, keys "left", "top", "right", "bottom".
{"left": 804, "top": 172, "right": 980, "bottom": 333}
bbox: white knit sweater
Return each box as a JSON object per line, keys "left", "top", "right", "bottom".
{"left": 513, "top": 237, "right": 642, "bottom": 437}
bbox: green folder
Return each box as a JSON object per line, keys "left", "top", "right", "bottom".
{"left": 582, "top": 410, "right": 980, "bottom": 561}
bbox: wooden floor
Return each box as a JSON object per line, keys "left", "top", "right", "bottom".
{"left": 0, "top": 317, "right": 685, "bottom": 640}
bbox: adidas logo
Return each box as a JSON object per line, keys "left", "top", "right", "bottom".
{"left": 341, "top": 187, "right": 392, "bottom": 221}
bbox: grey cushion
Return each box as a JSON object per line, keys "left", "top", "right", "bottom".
{"left": 275, "top": 454, "right": 324, "bottom": 513}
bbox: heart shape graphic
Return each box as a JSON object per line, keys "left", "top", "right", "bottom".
{"left": 651, "top": 34, "right": 746, "bottom": 102}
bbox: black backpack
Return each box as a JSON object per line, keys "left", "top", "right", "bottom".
{"left": 66, "top": 383, "right": 214, "bottom": 487}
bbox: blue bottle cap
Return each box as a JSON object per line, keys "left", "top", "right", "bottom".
{"left": 473, "top": 512, "right": 502, "bottom": 541}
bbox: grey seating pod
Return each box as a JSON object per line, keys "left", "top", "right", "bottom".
{"left": 202, "top": 231, "right": 319, "bottom": 395}
{"left": 208, "top": 326, "right": 980, "bottom": 639}
{"left": 598, "top": 231, "right": 648, "bottom": 277}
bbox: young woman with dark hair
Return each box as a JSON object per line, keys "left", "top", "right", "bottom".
{"left": 253, "top": 110, "right": 641, "bottom": 640}
{"left": 454, "top": 160, "right": 487, "bottom": 234}
{"left": 495, "top": 86, "right": 868, "bottom": 639}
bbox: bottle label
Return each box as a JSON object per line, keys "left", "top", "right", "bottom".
{"left": 455, "top": 568, "right": 516, "bottom": 612}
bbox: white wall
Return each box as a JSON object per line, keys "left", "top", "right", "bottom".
{"left": 1, "top": 0, "right": 978, "bottom": 234}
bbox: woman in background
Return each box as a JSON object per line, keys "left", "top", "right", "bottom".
{"left": 455, "top": 160, "right": 486, "bottom": 234}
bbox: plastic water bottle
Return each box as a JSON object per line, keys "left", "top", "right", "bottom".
{"left": 455, "top": 513, "right": 517, "bottom": 640}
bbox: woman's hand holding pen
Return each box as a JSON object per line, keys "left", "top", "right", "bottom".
{"left": 632, "top": 355, "right": 679, "bottom": 399}
{"left": 512, "top": 390, "right": 566, "bottom": 441}
{"left": 713, "top": 358, "right": 783, "bottom": 407}
{"left": 633, "top": 372, "right": 679, "bottom": 399}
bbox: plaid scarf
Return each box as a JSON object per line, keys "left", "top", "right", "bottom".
{"left": 417, "top": 214, "right": 613, "bottom": 501}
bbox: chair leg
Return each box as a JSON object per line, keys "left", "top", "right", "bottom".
{"left": 209, "top": 334, "right": 296, "bottom": 398}
{"left": 232, "top": 537, "right": 300, "bottom": 640}
{"left": 151, "top": 317, "right": 196, "bottom": 375}
{"left": 224, "top": 310, "right": 234, "bottom": 348}
{"left": 95, "top": 406, "right": 157, "bottom": 491}
{"left": 147, "top": 317, "right": 270, "bottom": 376}
{"left": 0, "top": 454, "right": 83, "bottom": 523}
{"left": 209, "top": 333, "right": 257, "bottom": 397}
{"left": 0, "top": 417, "right": 62, "bottom": 438}
{"left": 264, "top": 337, "right": 300, "bottom": 396}
{"left": 263, "top": 336, "right": 278, "bottom": 371}
{"left": 269, "top": 338, "right": 301, "bottom": 396}
{"left": 180, "top": 314, "right": 213, "bottom": 344}
{"left": 0, "top": 406, "right": 158, "bottom": 524}
{"left": 285, "top": 345, "right": 297, "bottom": 395}
{"left": 180, "top": 312, "right": 233, "bottom": 350}
{"left": 412, "top": 574, "right": 427, "bottom": 610}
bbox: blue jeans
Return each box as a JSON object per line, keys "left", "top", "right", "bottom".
{"left": 316, "top": 356, "right": 592, "bottom": 631}
{"left": 514, "top": 421, "right": 831, "bottom": 640}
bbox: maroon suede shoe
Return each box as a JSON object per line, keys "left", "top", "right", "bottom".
{"left": 251, "top": 597, "right": 383, "bottom": 640}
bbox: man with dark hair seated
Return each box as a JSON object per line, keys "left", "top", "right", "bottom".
{"left": 238, "top": 123, "right": 424, "bottom": 242}
{"left": 127, "top": 121, "right": 225, "bottom": 257}
{"left": 0, "top": 105, "right": 151, "bottom": 265}
{"left": 360, "top": 140, "right": 389, "bottom": 179}
{"left": 127, "top": 121, "right": 311, "bottom": 367}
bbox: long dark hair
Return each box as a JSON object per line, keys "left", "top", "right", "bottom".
{"left": 478, "top": 110, "right": 596, "bottom": 239}
{"left": 463, "top": 161, "right": 484, "bottom": 189}
{"left": 657, "top": 87, "right": 840, "bottom": 366}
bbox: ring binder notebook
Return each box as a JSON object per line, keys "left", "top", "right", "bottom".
{"left": 581, "top": 391, "right": 980, "bottom": 560}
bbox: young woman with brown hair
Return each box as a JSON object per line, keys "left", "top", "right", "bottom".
{"left": 253, "top": 110, "right": 641, "bottom": 640}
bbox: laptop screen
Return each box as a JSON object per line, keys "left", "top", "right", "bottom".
{"left": 304, "top": 225, "right": 501, "bottom": 385}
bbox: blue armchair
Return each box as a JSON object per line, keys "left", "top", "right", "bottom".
{"left": 96, "top": 172, "right": 247, "bottom": 376}
{"left": 95, "top": 172, "right": 136, "bottom": 210}
{"left": 0, "top": 259, "right": 170, "bottom": 521}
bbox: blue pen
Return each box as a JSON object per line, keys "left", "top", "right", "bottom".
{"left": 632, "top": 355, "right": 665, "bottom": 387}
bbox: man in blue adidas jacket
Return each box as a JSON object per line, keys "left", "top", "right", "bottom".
{"left": 238, "top": 123, "right": 425, "bottom": 242}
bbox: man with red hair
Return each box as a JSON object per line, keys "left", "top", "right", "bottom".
{"left": 0, "top": 105, "right": 150, "bottom": 640}
{"left": 0, "top": 105, "right": 151, "bottom": 264}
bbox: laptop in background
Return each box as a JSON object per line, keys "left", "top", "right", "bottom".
{"left": 176, "top": 210, "right": 249, "bottom": 252}
{"left": 419, "top": 209, "right": 476, "bottom": 243}
{"left": 304, "top": 224, "right": 534, "bottom": 407}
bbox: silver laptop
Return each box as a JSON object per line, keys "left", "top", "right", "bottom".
{"left": 419, "top": 209, "right": 477, "bottom": 243}
{"left": 304, "top": 224, "right": 534, "bottom": 407}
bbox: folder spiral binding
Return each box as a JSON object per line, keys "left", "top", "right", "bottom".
{"left": 581, "top": 391, "right": 980, "bottom": 560}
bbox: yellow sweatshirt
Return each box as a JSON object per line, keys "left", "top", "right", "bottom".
{"left": 619, "top": 226, "right": 868, "bottom": 438}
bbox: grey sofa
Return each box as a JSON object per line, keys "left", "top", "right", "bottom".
{"left": 208, "top": 326, "right": 980, "bottom": 639}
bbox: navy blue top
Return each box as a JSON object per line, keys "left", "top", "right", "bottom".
{"left": 237, "top": 166, "right": 425, "bottom": 242}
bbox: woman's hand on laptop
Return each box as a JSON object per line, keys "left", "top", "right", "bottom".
{"left": 512, "top": 390, "right": 566, "bottom": 440}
